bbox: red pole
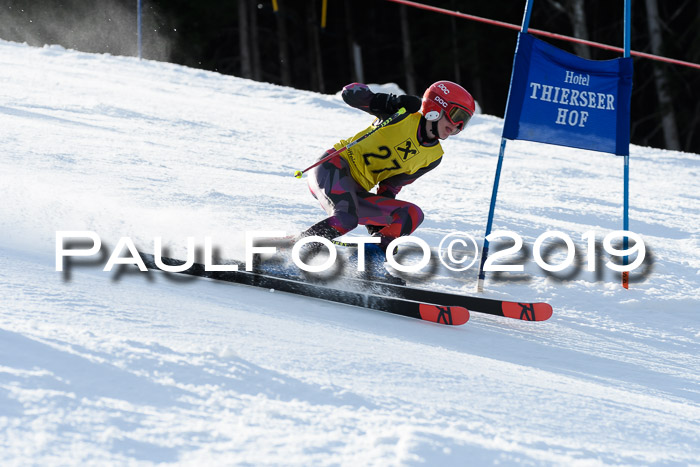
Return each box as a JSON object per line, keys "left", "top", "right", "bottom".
{"left": 384, "top": 0, "right": 700, "bottom": 70}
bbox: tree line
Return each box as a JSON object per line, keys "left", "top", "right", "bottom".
{"left": 1, "top": 0, "right": 698, "bottom": 153}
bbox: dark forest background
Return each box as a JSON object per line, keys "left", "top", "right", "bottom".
{"left": 1, "top": 0, "right": 698, "bottom": 153}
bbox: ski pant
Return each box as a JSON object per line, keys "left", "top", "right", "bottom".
{"left": 305, "top": 153, "right": 424, "bottom": 246}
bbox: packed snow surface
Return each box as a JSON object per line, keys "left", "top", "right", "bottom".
{"left": 0, "top": 41, "right": 698, "bottom": 465}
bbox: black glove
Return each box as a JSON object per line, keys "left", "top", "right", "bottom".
{"left": 370, "top": 93, "right": 421, "bottom": 115}
{"left": 342, "top": 83, "right": 374, "bottom": 110}
{"left": 394, "top": 94, "right": 422, "bottom": 113}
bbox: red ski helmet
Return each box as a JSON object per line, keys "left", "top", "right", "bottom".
{"left": 421, "top": 81, "right": 475, "bottom": 130}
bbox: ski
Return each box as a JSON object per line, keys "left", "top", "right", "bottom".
{"left": 242, "top": 258, "right": 553, "bottom": 321}
{"left": 139, "top": 252, "right": 550, "bottom": 322}
{"left": 138, "top": 253, "right": 469, "bottom": 326}
{"left": 299, "top": 242, "right": 553, "bottom": 321}
{"left": 246, "top": 256, "right": 552, "bottom": 321}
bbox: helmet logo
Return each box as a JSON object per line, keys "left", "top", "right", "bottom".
{"left": 434, "top": 95, "right": 449, "bottom": 108}
{"left": 437, "top": 83, "right": 450, "bottom": 94}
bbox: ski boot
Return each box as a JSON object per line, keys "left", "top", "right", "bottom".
{"left": 347, "top": 243, "right": 406, "bottom": 285}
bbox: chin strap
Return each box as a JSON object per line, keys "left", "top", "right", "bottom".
{"left": 431, "top": 120, "right": 440, "bottom": 140}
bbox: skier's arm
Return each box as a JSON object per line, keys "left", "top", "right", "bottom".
{"left": 376, "top": 158, "right": 442, "bottom": 198}
{"left": 341, "top": 83, "right": 421, "bottom": 119}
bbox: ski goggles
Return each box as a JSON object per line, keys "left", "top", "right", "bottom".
{"left": 445, "top": 104, "right": 472, "bottom": 130}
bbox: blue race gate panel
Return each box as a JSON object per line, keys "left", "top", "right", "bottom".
{"left": 502, "top": 32, "right": 633, "bottom": 156}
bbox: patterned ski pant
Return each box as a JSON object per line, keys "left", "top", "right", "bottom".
{"left": 307, "top": 153, "right": 424, "bottom": 241}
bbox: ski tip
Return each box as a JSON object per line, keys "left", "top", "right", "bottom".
{"left": 502, "top": 302, "right": 553, "bottom": 321}
{"left": 418, "top": 304, "right": 470, "bottom": 326}
{"left": 535, "top": 303, "right": 553, "bottom": 321}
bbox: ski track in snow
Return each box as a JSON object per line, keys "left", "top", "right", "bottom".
{"left": 0, "top": 41, "right": 698, "bottom": 465}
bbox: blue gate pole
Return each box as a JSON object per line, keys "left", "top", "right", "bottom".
{"left": 476, "top": 138, "right": 507, "bottom": 292}
{"left": 476, "top": 0, "right": 534, "bottom": 292}
{"left": 137, "top": 0, "right": 142, "bottom": 60}
{"left": 622, "top": 0, "right": 631, "bottom": 288}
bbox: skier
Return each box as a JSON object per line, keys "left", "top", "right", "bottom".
{"left": 296, "top": 81, "right": 475, "bottom": 282}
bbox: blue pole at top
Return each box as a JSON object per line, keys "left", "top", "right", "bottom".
{"left": 137, "top": 0, "right": 142, "bottom": 60}
{"left": 521, "top": 0, "right": 534, "bottom": 33}
{"left": 624, "top": 0, "right": 631, "bottom": 58}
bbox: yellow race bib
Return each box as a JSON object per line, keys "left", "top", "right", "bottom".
{"left": 336, "top": 113, "right": 443, "bottom": 191}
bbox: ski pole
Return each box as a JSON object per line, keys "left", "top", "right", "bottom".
{"left": 294, "top": 107, "right": 406, "bottom": 178}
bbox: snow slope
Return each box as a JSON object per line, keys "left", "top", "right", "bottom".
{"left": 0, "top": 41, "right": 698, "bottom": 465}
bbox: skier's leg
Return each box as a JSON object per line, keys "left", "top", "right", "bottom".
{"left": 356, "top": 194, "right": 425, "bottom": 249}
{"left": 345, "top": 195, "right": 423, "bottom": 284}
{"left": 300, "top": 153, "right": 365, "bottom": 241}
